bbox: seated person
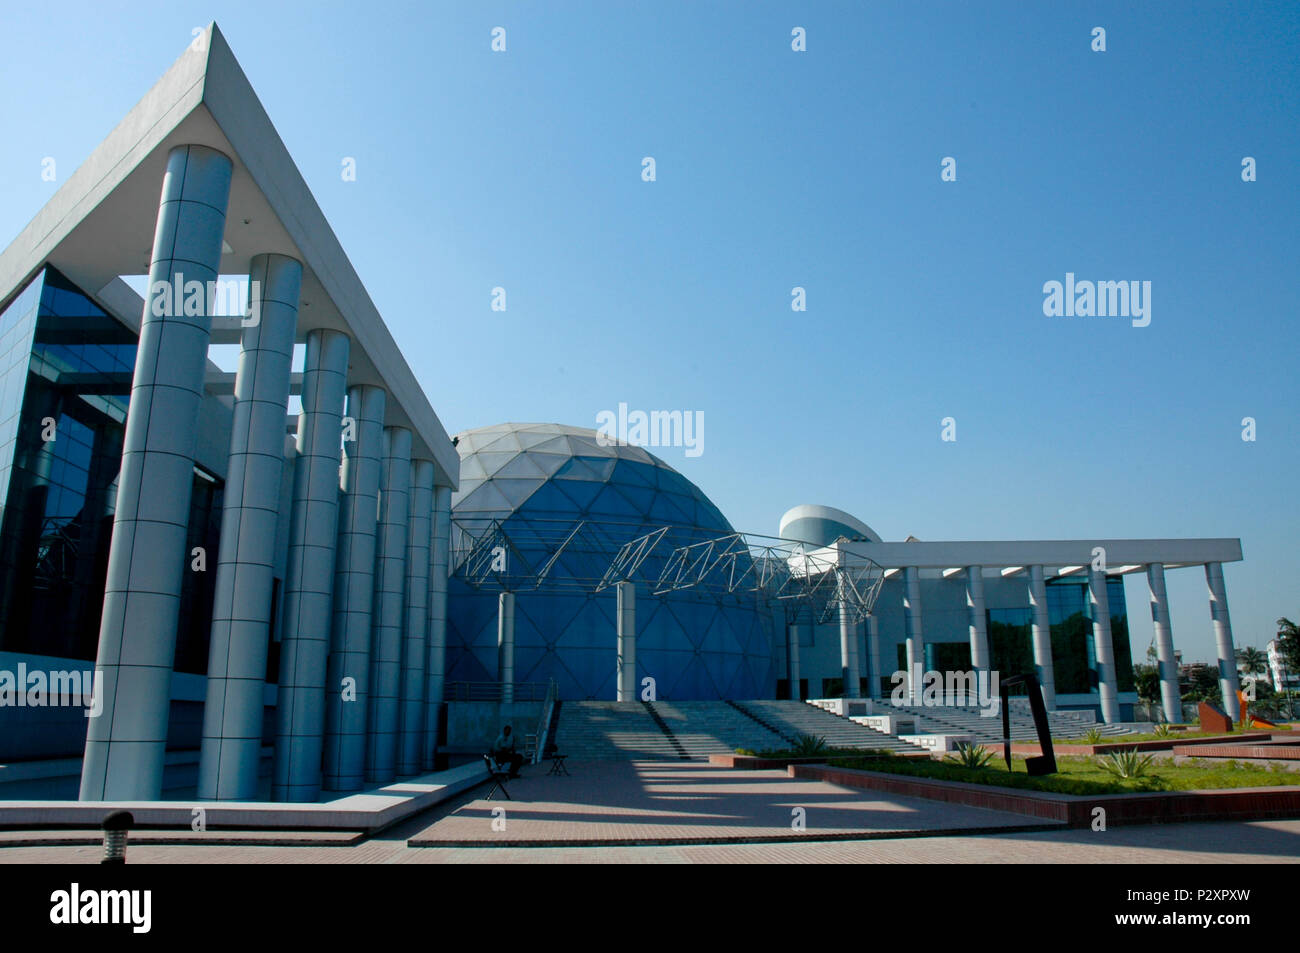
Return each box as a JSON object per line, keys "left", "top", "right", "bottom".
{"left": 492, "top": 724, "right": 525, "bottom": 779}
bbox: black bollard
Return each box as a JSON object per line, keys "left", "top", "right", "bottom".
{"left": 101, "top": 809, "right": 134, "bottom": 865}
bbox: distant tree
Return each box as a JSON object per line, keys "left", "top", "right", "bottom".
{"left": 1180, "top": 663, "right": 1221, "bottom": 704}
{"left": 1133, "top": 663, "right": 1161, "bottom": 705}
{"left": 1277, "top": 618, "right": 1300, "bottom": 672}
{"left": 1236, "top": 646, "right": 1268, "bottom": 677}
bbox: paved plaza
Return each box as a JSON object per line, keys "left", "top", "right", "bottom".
{"left": 1, "top": 759, "right": 1298, "bottom": 863}
{"left": 408, "top": 760, "right": 1051, "bottom": 846}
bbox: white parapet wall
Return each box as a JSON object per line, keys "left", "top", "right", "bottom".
{"left": 851, "top": 714, "right": 917, "bottom": 735}
{"left": 899, "top": 733, "right": 973, "bottom": 754}
{"left": 0, "top": 761, "right": 488, "bottom": 832}
{"left": 808, "top": 698, "right": 873, "bottom": 718}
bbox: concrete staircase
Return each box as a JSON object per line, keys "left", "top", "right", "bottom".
{"left": 648, "top": 701, "right": 787, "bottom": 758}
{"left": 553, "top": 700, "right": 808, "bottom": 760}
{"left": 885, "top": 703, "right": 1134, "bottom": 745}
{"left": 553, "top": 697, "right": 1124, "bottom": 761}
{"left": 552, "top": 701, "right": 685, "bottom": 760}
{"left": 734, "top": 700, "right": 930, "bottom": 755}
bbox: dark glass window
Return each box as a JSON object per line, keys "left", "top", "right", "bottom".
{"left": 0, "top": 266, "right": 223, "bottom": 672}
{"left": 988, "top": 607, "right": 1034, "bottom": 679}
{"left": 1045, "top": 577, "right": 1133, "bottom": 695}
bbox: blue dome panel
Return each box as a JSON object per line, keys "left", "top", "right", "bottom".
{"left": 446, "top": 424, "right": 774, "bottom": 700}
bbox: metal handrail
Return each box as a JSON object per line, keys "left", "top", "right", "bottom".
{"left": 444, "top": 680, "right": 551, "bottom": 702}
{"left": 532, "top": 678, "right": 558, "bottom": 764}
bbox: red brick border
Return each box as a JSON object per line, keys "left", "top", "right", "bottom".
{"left": 790, "top": 763, "right": 1300, "bottom": 828}
{"left": 709, "top": 752, "right": 928, "bottom": 771}
{"left": 1009, "top": 732, "right": 1274, "bottom": 757}
{"left": 1171, "top": 744, "right": 1300, "bottom": 760}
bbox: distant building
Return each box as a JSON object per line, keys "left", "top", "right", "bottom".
{"left": 1267, "top": 640, "right": 1298, "bottom": 691}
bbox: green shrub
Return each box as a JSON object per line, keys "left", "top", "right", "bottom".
{"left": 948, "top": 742, "right": 994, "bottom": 769}
{"left": 1097, "top": 749, "right": 1156, "bottom": 779}
{"left": 1153, "top": 723, "right": 1173, "bottom": 738}
{"left": 791, "top": 734, "right": 829, "bottom": 756}
{"left": 754, "top": 745, "right": 894, "bottom": 760}
{"left": 734, "top": 748, "right": 756, "bottom": 756}
{"left": 1083, "top": 727, "right": 1104, "bottom": 745}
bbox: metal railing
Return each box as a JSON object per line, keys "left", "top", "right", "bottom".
{"left": 444, "top": 680, "right": 552, "bottom": 703}
{"left": 532, "top": 679, "right": 558, "bottom": 764}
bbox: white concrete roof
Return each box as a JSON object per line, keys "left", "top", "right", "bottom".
{"left": 779, "top": 503, "right": 883, "bottom": 543}
{"left": 836, "top": 537, "right": 1243, "bottom": 573}
{"left": 0, "top": 23, "right": 458, "bottom": 489}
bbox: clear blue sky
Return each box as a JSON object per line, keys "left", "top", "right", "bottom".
{"left": 1, "top": 1, "right": 1296, "bottom": 668}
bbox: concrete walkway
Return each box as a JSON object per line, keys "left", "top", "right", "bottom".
{"left": 2, "top": 820, "right": 1298, "bottom": 864}
{"left": 1, "top": 759, "right": 1297, "bottom": 863}
{"left": 409, "top": 759, "right": 1050, "bottom": 846}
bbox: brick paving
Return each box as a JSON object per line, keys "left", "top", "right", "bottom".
{"left": 2, "top": 820, "right": 1298, "bottom": 864}
{"left": 408, "top": 759, "right": 1051, "bottom": 846}
{"left": 1, "top": 759, "right": 1298, "bottom": 863}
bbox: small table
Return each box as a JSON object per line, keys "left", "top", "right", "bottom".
{"left": 546, "top": 754, "right": 570, "bottom": 776}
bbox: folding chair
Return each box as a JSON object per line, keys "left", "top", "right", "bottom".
{"left": 483, "top": 754, "right": 512, "bottom": 800}
{"left": 544, "top": 742, "right": 570, "bottom": 776}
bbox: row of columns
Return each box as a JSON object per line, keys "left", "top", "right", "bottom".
{"left": 82, "top": 144, "right": 236, "bottom": 801}
{"left": 79, "top": 144, "right": 454, "bottom": 802}
{"left": 494, "top": 578, "right": 634, "bottom": 703}
{"left": 782, "top": 560, "right": 1240, "bottom": 725}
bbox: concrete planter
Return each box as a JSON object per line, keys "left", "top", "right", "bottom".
{"left": 790, "top": 762, "right": 1300, "bottom": 827}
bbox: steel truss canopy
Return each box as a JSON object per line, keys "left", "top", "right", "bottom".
{"left": 450, "top": 516, "right": 886, "bottom": 624}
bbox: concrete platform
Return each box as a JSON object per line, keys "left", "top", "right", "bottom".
{"left": 0, "top": 829, "right": 365, "bottom": 847}
{"left": 0, "top": 762, "right": 486, "bottom": 833}
{"left": 407, "top": 759, "right": 1057, "bottom": 847}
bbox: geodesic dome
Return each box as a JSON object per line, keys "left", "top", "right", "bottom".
{"left": 445, "top": 423, "right": 775, "bottom": 699}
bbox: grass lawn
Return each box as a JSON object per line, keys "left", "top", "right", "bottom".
{"left": 1053, "top": 725, "right": 1295, "bottom": 745}
{"left": 826, "top": 753, "right": 1300, "bottom": 796}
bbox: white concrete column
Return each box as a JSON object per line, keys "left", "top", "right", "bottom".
{"left": 865, "top": 612, "right": 882, "bottom": 701}
{"left": 903, "top": 567, "right": 925, "bottom": 704}
{"left": 498, "top": 591, "right": 516, "bottom": 703}
{"left": 1088, "top": 566, "right": 1120, "bottom": 724}
{"left": 1028, "top": 565, "right": 1056, "bottom": 710}
{"left": 271, "top": 328, "right": 349, "bottom": 802}
{"left": 81, "top": 144, "right": 233, "bottom": 802}
{"left": 1147, "top": 563, "right": 1181, "bottom": 723}
{"left": 321, "top": 384, "right": 386, "bottom": 792}
{"left": 422, "top": 484, "right": 451, "bottom": 770}
{"left": 837, "top": 570, "right": 861, "bottom": 698}
{"left": 966, "top": 566, "right": 990, "bottom": 679}
{"left": 397, "top": 459, "right": 433, "bottom": 776}
{"left": 787, "top": 620, "right": 802, "bottom": 701}
{"left": 365, "top": 427, "right": 412, "bottom": 784}
{"left": 616, "top": 580, "right": 636, "bottom": 701}
{"left": 1206, "top": 562, "right": 1241, "bottom": 720}
{"left": 198, "top": 253, "right": 301, "bottom": 800}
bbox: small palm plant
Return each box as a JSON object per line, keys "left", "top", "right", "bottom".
{"left": 949, "top": 741, "right": 994, "bottom": 769}
{"left": 1153, "top": 723, "right": 1173, "bottom": 738}
{"left": 1083, "top": 727, "right": 1105, "bottom": 745}
{"left": 1097, "top": 749, "right": 1156, "bottom": 779}
{"left": 791, "top": 733, "right": 828, "bottom": 757}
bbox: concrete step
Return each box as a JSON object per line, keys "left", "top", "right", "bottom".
{"left": 737, "top": 701, "right": 930, "bottom": 755}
